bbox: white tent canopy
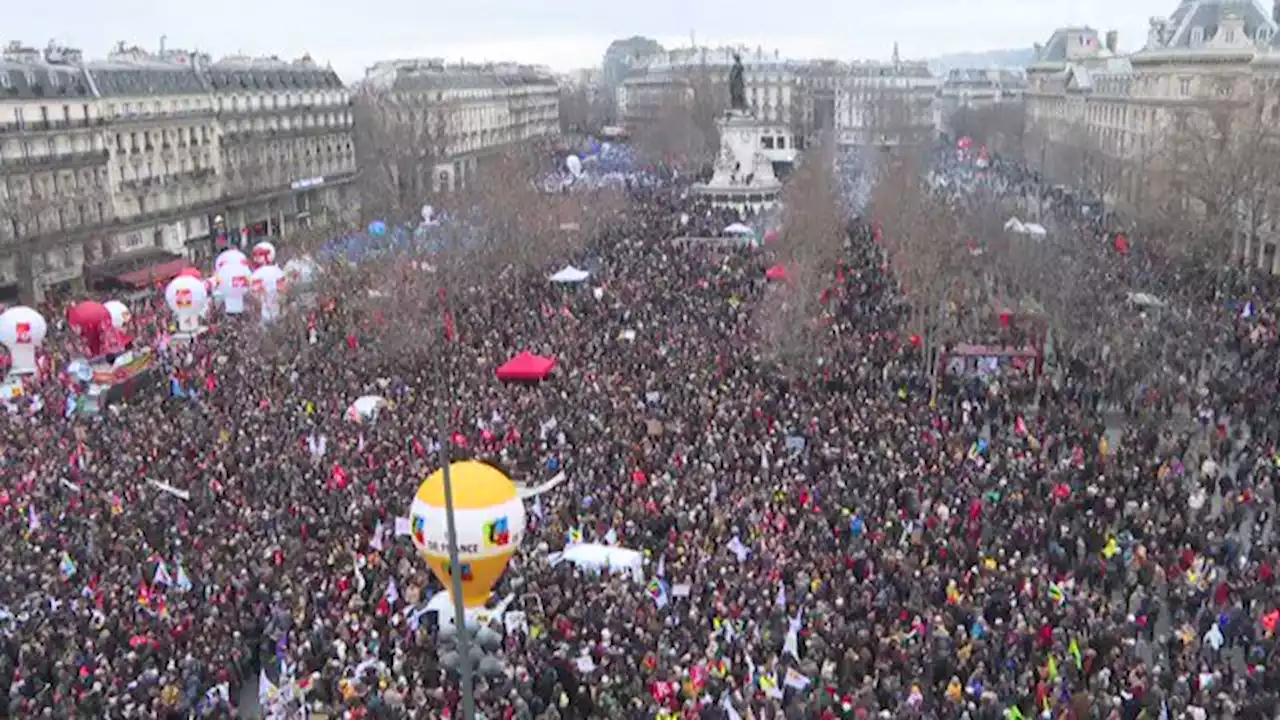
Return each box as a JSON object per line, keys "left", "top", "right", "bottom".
{"left": 1126, "top": 292, "right": 1166, "bottom": 308}
{"left": 549, "top": 266, "right": 590, "bottom": 284}
{"left": 547, "top": 543, "right": 644, "bottom": 581}
{"left": 723, "top": 222, "right": 755, "bottom": 236}
{"left": 345, "top": 395, "right": 387, "bottom": 423}
{"left": 1005, "top": 217, "right": 1046, "bottom": 237}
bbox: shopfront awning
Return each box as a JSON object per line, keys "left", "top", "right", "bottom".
{"left": 116, "top": 258, "right": 192, "bottom": 288}
{"left": 90, "top": 249, "right": 190, "bottom": 291}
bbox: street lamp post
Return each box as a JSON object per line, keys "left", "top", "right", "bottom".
{"left": 438, "top": 409, "right": 477, "bottom": 719}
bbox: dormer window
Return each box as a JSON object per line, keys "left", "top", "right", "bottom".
{"left": 1190, "top": 27, "right": 1204, "bottom": 45}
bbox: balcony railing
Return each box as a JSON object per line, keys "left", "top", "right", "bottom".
{"left": 221, "top": 123, "right": 353, "bottom": 144}
{"left": 0, "top": 149, "right": 109, "bottom": 174}
{"left": 215, "top": 103, "right": 337, "bottom": 120}
{"left": 119, "top": 167, "right": 218, "bottom": 191}
{"left": 113, "top": 109, "right": 214, "bottom": 125}
{"left": 0, "top": 117, "right": 108, "bottom": 134}
{"left": 8, "top": 169, "right": 359, "bottom": 256}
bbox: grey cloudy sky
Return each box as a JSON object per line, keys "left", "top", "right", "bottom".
{"left": 13, "top": 0, "right": 1184, "bottom": 79}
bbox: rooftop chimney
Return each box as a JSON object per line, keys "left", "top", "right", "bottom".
{"left": 1105, "top": 30, "right": 1118, "bottom": 53}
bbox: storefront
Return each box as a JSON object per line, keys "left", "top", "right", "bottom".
{"left": 87, "top": 249, "right": 190, "bottom": 294}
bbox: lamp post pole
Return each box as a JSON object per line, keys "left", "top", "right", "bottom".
{"left": 439, "top": 408, "right": 476, "bottom": 719}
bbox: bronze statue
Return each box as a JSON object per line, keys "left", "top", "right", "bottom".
{"left": 729, "top": 53, "right": 746, "bottom": 110}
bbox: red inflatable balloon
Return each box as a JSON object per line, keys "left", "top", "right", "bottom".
{"left": 177, "top": 267, "right": 202, "bottom": 280}
{"left": 66, "top": 301, "right": 114, "bottom": 357}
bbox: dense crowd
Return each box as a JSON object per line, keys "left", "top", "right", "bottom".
{"left": 1, "top": 157, "right": 1279, "bottom": 720}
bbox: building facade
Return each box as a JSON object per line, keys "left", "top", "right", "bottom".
{"left": 933, "top": 68, "right": 1027, "bottom": 134}
{"left": 797, "top": 48, "right": 938, "bottom": 150}
{"left": 0, "top": 40, "right": 355, "bottom": 302}
{"left": 206, "top": 55, "right": 356, "bottom": 251}
{"left": 1024, "top": 1, "right": 1280, "bottom": 272}
{"left": 362, "top": 59, "right": 559, "bottom": 194}
{"left": 0, "top": 42, "right": 111, "bottom": 300}
{"left": 617, "top": 46, "right": 801, "bottom": 159}
{"left": 616, "top": 45, "right": 937, "bottom": 158}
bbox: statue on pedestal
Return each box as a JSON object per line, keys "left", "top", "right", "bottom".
{"left": 729, "top": 53, "right": 746, "bottom": 111}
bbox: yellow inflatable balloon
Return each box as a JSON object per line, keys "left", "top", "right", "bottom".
{"left": 409, "top": 461, "right": 526, "bottom": 607}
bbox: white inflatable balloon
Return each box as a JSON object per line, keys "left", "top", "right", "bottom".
{"left": 215, "top": 249, "right": 249, "bottom": 274}
{"left": 0, "top": 306, "right": 48, "bottom": 375}
{"left": 103, "top": 300, "right": 132, "bottom": 330}
{"left": 164, "top": 276, "right": 209, "bottom": 333}
{"left": 283, "top": 257, "right": 317, "bottom": 286}
{"left": 217, "top": 263, "right": 252, "bottom": 315}
{"left": 252, "top": 241, "right": 277, "bottom": 267}
{"left": 566, "top": 155, "right": 583, "bottom": 178}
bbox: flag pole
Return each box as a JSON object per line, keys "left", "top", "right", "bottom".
{"left": 439, "top": 386, "right": 475, "bottom": 719}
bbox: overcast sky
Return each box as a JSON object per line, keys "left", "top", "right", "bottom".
{"left": 12, "top": 0, "right": 1188, "bottom": 80}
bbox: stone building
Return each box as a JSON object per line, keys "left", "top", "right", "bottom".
{"left": 361, "top": 59, "right": 560, "bottom": 196}
{"left": 0, "top": 39, "right": 356, "bottom": 301}
{"left": 206, "top": 55, "right": 355, "bottom": 252}
{"left": 1024, "top": 0, "right": 1280, "bottom": 272}
{"left": 0, "top": 41, "right": 110, "bottom": 300}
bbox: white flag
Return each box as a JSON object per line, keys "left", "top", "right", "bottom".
{"left": 783, "top": 667, "right": 810, "bottom": 690}
{"left": 721, "top": 692, "right": 742, "bottom": 720}
{"left": 369, "top": 520, "right": 385, "bottom": 551}
{"left": 154, "top": 561, "right": 174, "bottom": 587}
{"left": 783, "top": 608, "right": 803, "bottom": 660}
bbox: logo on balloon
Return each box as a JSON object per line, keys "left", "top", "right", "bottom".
{"left": 441, "top": 560, "right": 473, "bottom": 582}
{"left": 251, "top": 278, "right": 265, "bottom": 294}
{"left": 483, "top": 517, "right": 511, "bottom": 548}
{"left": 175, "top": 288, "right": 193, "bottom": 309}
{"left": 411, "top": 515, "right": 427, "bottom": 547}
{"left": 232, "top": 276, "right": 248, "bottom": 289}
{"left": 14, "top": 322, "right": 30, "bottom": 344}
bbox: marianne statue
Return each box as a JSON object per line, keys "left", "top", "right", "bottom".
{"left": 729, "top": 53, "right": 746, "bottom": 110}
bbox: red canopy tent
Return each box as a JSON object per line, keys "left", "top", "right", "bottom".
{"left": 496, "top": 351, "right": 557, "bottom": 382}
{"left": 765, "top": 264, "right": 789, "bottom": 281}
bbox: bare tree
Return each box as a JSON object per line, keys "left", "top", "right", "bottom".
{"left": 632, "top": 60, "right": 726, "bottom": 168}
{"left": 871, "top": 146, "right": 977, "bottom": 401}
{"left": 1139, "top": 83, "right": 1280, "bottom": 270}
{"left": 352, "top": 86, "right": 453, "bottom": 225}
{"left": 946, "top": 102, "right": 1026, "bottom": 161}
{"left": 758, "top": 131, "right": 846, "bottom": 372}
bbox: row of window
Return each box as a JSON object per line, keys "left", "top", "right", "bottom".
{"left": 0, "top": 167, "right": 109, "bottom": 202}
{"left": 114, "top": 126, "right": 212, "bottom": 154}
{"left": 0, "top": 133, "right": 103, "bottom": 161}
{"left": 221, "top": 91, "right": 349, "bottom": 113}
{"left": 102, "top": 90, "right": 351, "bottom": 119}
{"left": 3, "top": 104, "right": 95, "bottom": 129}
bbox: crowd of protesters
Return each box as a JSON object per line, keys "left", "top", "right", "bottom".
{"left": 0, "top": 148, "right": 1279, "bottom": 720}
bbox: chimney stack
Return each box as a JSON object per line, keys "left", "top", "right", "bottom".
{"left": 1105, "top": 30, "right": 1118, "bottom": 53}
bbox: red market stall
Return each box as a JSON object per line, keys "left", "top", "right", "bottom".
{"left": 765, "top": 264, "right": 789, "bottom": 282}
{"left": 495, "top": 351, "right": 557, "bottom": 382}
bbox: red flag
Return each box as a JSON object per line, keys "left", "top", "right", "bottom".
{"left": 439, "top": 288, "right": 456, "bottom": 342}
{"left": 328, "top": 464, "right": 349, "bottom": 491}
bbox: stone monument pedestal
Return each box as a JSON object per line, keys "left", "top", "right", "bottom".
{"left": 691, "top": 109, "right": 782, "bottom": 216}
